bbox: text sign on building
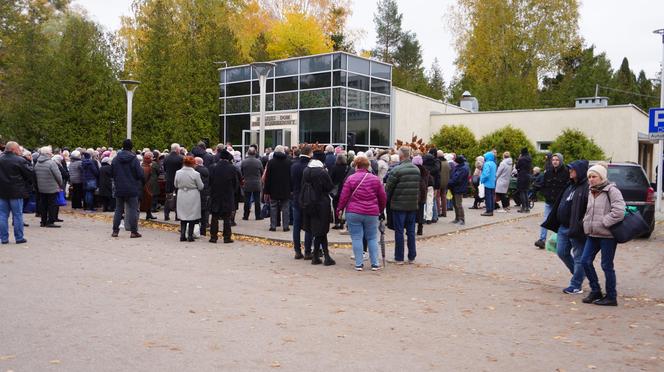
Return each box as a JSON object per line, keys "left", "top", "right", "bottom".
{"left": 251, "top": 112, "right": 298, "bottom": 128}
{"left": 649, "top": 108, "right": 664, "bottom": 140}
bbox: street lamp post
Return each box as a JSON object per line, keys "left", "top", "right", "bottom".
{"left": 119, "top": 79, "right": 141, "bottom": 140}
{"left": 251, "top": 62, "right": 276, "bottom": 155}
{"left": 654, "top": 29, "right": 664, "bottom": 212}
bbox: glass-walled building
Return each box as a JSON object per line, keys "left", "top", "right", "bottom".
{"left": 218, "top": 52, "right": 392, "bottom": 153}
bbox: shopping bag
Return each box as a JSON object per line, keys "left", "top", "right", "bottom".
{"left": 545, "top": 233, "right": 557, "bottom": 253}
{"left": 56, "top": 191, "right": 67, "bottom": 206}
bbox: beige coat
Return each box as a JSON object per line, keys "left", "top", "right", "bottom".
{"left": 174, "top": 166, "right": 204, "bottom": 221}
{"left": 582, "top": 183, "right": 625, "bottom": 238}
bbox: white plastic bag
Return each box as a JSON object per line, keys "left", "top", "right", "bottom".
{"left": 478, "top": 184, "right": 485, "bottom": 199}
{"left": 193, "top": 223, "right": 201, "bottom": 238}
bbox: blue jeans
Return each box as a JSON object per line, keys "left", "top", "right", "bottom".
{"left": 346, "top": 212, "right": 379, "bottom": 268}
{"left": 556, "top": 226, "right": 586, "bottom": 289}
{"left": 540, "top": 203, "right": 552, "bottom": 241}
{"left": 582, "top": 236, "right": 618, "bottom": 299}
{"left": 0, "top": 198, "right": 24, "bottom": 243}
{"left": 484, "top": 187, "right": 495, "bottom": 213}
{"left": 292, "top": 205, "right": 312, "bottom": 254}
{"left": 84, "top": 190, "right": 95, "bottom": 210}
{"left": 392, "top": 210, "right": 417, "bottom": 262}
{"left": 432, "top": 198, "right": 438, "bottom": 221}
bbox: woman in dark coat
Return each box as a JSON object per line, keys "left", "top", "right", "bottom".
{"left": 516, "top": 147, "right": 533, "bottom": 213}
{"left": 208, "top": 150, "right": 238, "bottom": 243}
{"left": 301, "top": 154, "right": 335, "bottom": 266}
{"left": 98, "top": 158, "right": 115, "bottom": 212}
{"left": 140, "top": 152, "right": 157, "bottom": 220}
{"left": 329, "top": 154, "right": 349, "bottom": 229}
{"left": 81, "top": 152, "right": 99, "bottom": 211}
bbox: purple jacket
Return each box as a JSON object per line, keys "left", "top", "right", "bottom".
{"left": 336, "top": 169, "right": 386, "bottom": 216}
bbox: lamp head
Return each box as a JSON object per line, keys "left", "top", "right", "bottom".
{"left": 654, "top": 28, "right": 664, "bottom": 41}
{"left": 251, "top": 62, "right": 276, "bottom": 77}
{"left": 119, "top": 79, "right": 141, "bottom": 92}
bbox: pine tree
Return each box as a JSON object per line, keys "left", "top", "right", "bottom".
{"left": 372, "top": 0, "right": 402, "bottom": 63}
{"left": 610, "top": 57, "right": 639, "bottom": 105}
{"left": 427, "top": 58, "right": 446, "bottom": 101}
{"left": 392, "top": 32, "right": 429, "bottom": 95}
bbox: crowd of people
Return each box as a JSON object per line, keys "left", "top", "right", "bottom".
{"left": 0, "top": 138, "right": 626, "bottom": 304}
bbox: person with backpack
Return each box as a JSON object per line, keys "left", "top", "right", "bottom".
{"left": 300, "top": 151, "right": 336, "bottom": 266}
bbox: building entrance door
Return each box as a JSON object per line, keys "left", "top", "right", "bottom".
{"left": 242, "top": 129, "right": 293, "bottom": 156}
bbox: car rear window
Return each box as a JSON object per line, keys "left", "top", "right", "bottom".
{"left": 607, "top": 166, "right": 649, "bottom": 189}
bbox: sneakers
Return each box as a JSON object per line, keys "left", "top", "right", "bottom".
{"left": 408, "top": 259, "right": 416, "bottom": 264}
{"left": 350, "top": 252, "right": 369, "bottom": 261}
{"left": 450, "top": 220, "right": 459, "bottom": 224}
{"left": 16, "top": 239, "right": 27, "bottom": 244}
{"left": 457, "top": 220, "right": 465, "bottom": 225}
{"left": 480, "top": 212, "right": 493, "bottom": 217}
{"left": 563, "top": 286, "right": 583, "bottom": 295}
{"left": 495, "top": 209, "right": 507, "bottom": 213}
{"left": 534, "top": 239, "right": 545, "bottom": 249}
{"left": 371, "top": 265, "right": 381, "bottom": 271}
{"left": 395, "top": 260, "right": 405, "bottom": 265}
{"left": 355, "top": 265, "right": 363, "bottom": 271}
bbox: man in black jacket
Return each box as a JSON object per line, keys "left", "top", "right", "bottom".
{"left": 0, "top": 141, "right": 33, "bottom": 244}
{"left": 541, "top": 160, "right": 589, "bottom": 294}
{"left": 163, "top": 143, "right": 183, "bottom": 221}
{"left": 194, "top": 157, "right": 210, "bottom": 237}
{"left": 208, "top": 150, "right": 237, "bottom": 244}
{"left": 264, "top": 145, "right": 291, "bottom": 232}
{"left": 111, "top": 139, "right": 144, "bottom": 238}
{"left": 534, "top": 153, "right": 569, "bottom": 249}
{"left": 290, "top": 145, "right": 313, "bottom": 259}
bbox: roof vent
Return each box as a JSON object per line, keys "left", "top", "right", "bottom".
{"left": 575, "top": 96, "right": 609, "bottom": 108}
{"left": 460, "top": 91, "right": 479, "bottom": 112}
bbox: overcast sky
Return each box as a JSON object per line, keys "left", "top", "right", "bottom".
{"left": 75, "top": 0, "right": 664, "bottom": 88}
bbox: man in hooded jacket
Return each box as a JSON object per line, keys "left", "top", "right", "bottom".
{"left": 534, "top": 153, "right": 569, "bottom": 249}
{"left": 541, "top": 160, "right": 589, "bottom": 294}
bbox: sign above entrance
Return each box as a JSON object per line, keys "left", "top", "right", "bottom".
{"left": 251, "top": 112, "right": 298, "bottom": 128}
{"left": 648, "top": 108, "right": 664, "bottom": 140}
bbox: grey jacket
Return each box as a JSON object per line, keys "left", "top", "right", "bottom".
{"left": 34, "top": 156, "right": 63, "bottom": 194}
{"left": 174, "top": 166, "right": 204, "bottom": 221}
{"left": 240, "top": 156, "right": 264, "bottom": 193}
{"left": 582, "top": 183, "right": 625, "bottom": 239}
{"left": 69, "top": 158, "right": 82, "bottom": 183}
{"left": 495, "top": 157, "right": 513, "bottom": 194}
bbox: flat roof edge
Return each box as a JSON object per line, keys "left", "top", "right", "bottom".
{"left": 429, "top": 104, "right": 648, "bottom": 117}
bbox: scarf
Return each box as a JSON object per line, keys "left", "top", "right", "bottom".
{"left": 590, "top": 180, "right": 609, "bottom": 193}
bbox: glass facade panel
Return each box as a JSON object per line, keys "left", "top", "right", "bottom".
{"left": 371, "top": 94, "right": 390, "bottom": 113}
{"left": 300, "top": 88, "right": 331, "bottom": 109}
{"left": 251, "top": 94, "right": 274, "bottom": 112}
{"left": 219, "top": 98, "right": 224, "bottom": 113}
{"left": 333, "top": 87, "right": 346, "bottom": 107}
{"left": 251, "top": 79, "right": 274, "bottom": 94}
{"left": 226, "top": 114, "right": 250, "bottom": 145}
{"left": 333, "top": 71, "right": 347, "bottom": 87}
{"left": 333, "top": 53, "right": 347, "bottom": 70}
{"left": 275, "top": 92, "right": 298, "bottom": 111}
{"left": 275, "top": 76, "right": 299, "bottom": 92}
{"left": 347, "top": 110, "right": 369, "bottom": 146}
{"left": 226, "top": 96, "right": 250, "bottom": 114}
{"left": 371, "top": 78, "right": 390, "bottom": 94}
{"left": 300, "top": 55, "right": 331, "bottom": 73}
{"left": 299, "top": 109, "right": 331, "bottom": 144}
{"left": 347, "top": 89, "right": 369, "bottom": 110}
{"left": 348, "top": 73, "right": 369, "bottom": 91}
{"left": 300, "top": 72, "right": 332, "bottom": 90}
{"left": 332, "top": 108, "right": 346, "bottom": 144}
{"left": 226, "top": 82, "right": 251, "bottom": 96}
{"left": 370, "top": 113, "right": 390, "bottom": 146}
{"left": 371, "top": 62, "right": 391, "bottom": 80}
{"left": 220, "top": 85, "right": 226, "bottom": 97}
{"left": 347, "top": 55, "right": 370, "bottom": 75}
{"left": 227, "top": 67, "right": 251, "bottom": 82}
{"left": 219, "top": 70, "right": 226, "bottom": 83}
{"left": 276, "top": 60, "right": 298, "bottom": 76}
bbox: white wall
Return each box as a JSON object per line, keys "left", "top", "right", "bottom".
{"left": 429, "top": 105, "right": 653, "bottom": 167}
{"left": 392, "top": 87, "right": 466, "bottom": 143}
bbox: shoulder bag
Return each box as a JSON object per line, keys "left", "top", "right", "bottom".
{"left": 339, "top": 172, "right": 369, "bottom": 221}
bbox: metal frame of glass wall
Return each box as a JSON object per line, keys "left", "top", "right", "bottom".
{"left": 218, "top": 51, "right": 392, "bottom": 151}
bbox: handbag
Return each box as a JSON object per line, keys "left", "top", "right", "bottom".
{"left": 478, "top": 183, "right": 485, "bottom": 199}
{"left": 339, "top": 172, "right": 369, "bottom": 221}
{"left": 606, "top": 192, "right": 649, "bottom": 243}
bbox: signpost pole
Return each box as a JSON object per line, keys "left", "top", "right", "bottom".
{"left": 251, "top": 62, "right": 276, "bottom": 156}
{"left": 655, "top": 29, "right": 664, "bottom": 212}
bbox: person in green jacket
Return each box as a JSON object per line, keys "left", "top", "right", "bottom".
{"left": 385, "top": 146, "right": 421, "bottom": 264}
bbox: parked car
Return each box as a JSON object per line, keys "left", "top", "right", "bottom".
{"left": 591, "top": 161, "right": 656, "bottom": 238}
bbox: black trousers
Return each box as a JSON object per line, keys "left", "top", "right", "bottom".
{"left": 39, "top": 193, "right": 58, "bottom": 225}
{"left": 200, "top": 208, "right": 209, "bottom": 236}
{"left": 243, "top": 191, "right": 261, "bottom": 219}
{"left": 210, "top": 212, "right": 231, "bottom": 240}
{"left": 71, "top": 183, "right": 83, "bottom": 209}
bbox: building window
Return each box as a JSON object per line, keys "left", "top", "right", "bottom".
{"left": 537, "top": 141, "right": 552, "bottom": 151}
{"left": 300, "top": 72, "right": 332, "bottom": 90}
{"left": 347, "top": 89, "right": 369, "bottom": 110}
{"left": 251, "top": 79, "right": 274, "bottom": 94}
{"left": 276, "top": 60, "right": 298, "bottom": 76}
{"left": 275, "top": 92, "right": 298, "bottom": 111}
{"left": 251, "top": 94, "right": 274, "bottom": 112}
{"left": 332, "top": 108, "right": 346, "bottom": 144}
{"left": 275, "top": 76, "right": 299, "bottom": 92}
{"left": 347, "top": 55, "right": 370, "bottom": 75}
{"left": 371, "top": 62, "right": 391, "bottom": 80}
{"left": 333, "top": 87, "right": 346, "bottom": 107}
{"left": 226, "top": 82, "right": 251, "bottom": 97}
{"left": 300, "top": 88, "right": 331, "bottom": 109}
{"left": 300, "top": 109, "right": 331, "bottom": 143}
{"left": 226, "top": 67, "right": 251, "bottom": 82}
{"left": 226, "top": 96, "right": 250, "bottom": 114}
{"left": 226, "top": 114, "right": 250, "bottom": 145}
{"left": 371, "top": 78, "right": 390, "bottom": 94}
{"left": 348, "top": 73, "right": 370, "bottom": 91}
{"left": 333, "top": 70, "right": 347, "bottom": 87}
{"left": 300, "top": 55, "right": 331, "bottom": 73}
{"left": 333, "top": 53, "right": 347, "bottom": 70}
{"left": 347, "top": 110, "right": 369, "bottom": 146}
{"left": 370, "top": 113, "right": 390, "bottom": 146}
{"left": 370, "top": 94, "right": 390, "bottom": 113}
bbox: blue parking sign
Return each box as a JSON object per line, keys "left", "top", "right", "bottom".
{"left": 649, "top": 108, "right": 664, "bottom": 139}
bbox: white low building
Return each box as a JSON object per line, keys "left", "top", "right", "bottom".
{"left": 393, "top": 90, "right": 661, "bottom": 180}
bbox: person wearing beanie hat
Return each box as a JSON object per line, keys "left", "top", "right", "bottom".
{"left": 580, "top": 161, "right": 625, "bottom": 306}
{"left": 412, "top": 155, "right": 423, "bottom": 166}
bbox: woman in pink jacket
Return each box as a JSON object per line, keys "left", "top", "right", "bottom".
{"left": 337, "top": 156, "right": 387, "bottom": 271}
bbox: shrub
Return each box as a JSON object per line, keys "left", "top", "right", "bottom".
{"left": 430, "top": 124, "right": 478, "bottom": 158}
{"left": 549, "top": 128, "right": 605, "bottom": 163}
{"left": 477, "top": 125, "right": 536, "bottom": 160}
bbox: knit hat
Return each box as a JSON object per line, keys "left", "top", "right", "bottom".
{"left": 587, "top": 163, "right": 608, "bottom": 181}
{"left": 412, "top": 155, "right": 423, "bottom": 166}
{"left": 122, "top": 139, "right": 133, "bottom": 151}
